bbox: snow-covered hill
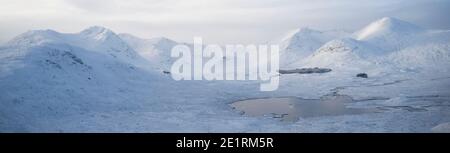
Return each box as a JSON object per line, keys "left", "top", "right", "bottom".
{"left": 299, "top": 38, "right": 379, "bottom": 71}
{"left": 118, "top": 34, "right": 180, "bottom": 71}
{"left": 354, "top": 17, "right": 425, "bottom": 51}
{"left": 5, "top": 26, "right": 143, "bottom": 67}
{"left": 0, "top": 26, "right": 174, "bottom": 131}
{"left": 287, "top": 17, "right": 450, "bottom": 75}
{"left": 278, "top": 28, "right": 349, "bottom": 67}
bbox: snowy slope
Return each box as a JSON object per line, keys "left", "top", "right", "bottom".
{"left": 384, "top": 43, "right": 450, "bottom": 72}
{"left": 278, "top": 28, "right": 349, "bottom": 67}
{"left": 118, "top": 34, "right": 180, "bottom": 71}
{"left": 355, "top": 17, "right": 424, "bottom": 40}
{"left": 299, "top": 38, "right": 380, "bottom": 71}
{"left": 353, "top": 17, "right": 425, "bottom": 52}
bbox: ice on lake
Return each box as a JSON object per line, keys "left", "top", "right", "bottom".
{"left": 230, "top": 95, "right": 379, "bottom": 122}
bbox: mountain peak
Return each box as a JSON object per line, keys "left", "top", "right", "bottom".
{"left": 371, "top": 17, "right": 418, "bottom": 30}
{"left": 81, "top": 26, "right": 111, "bottom": 33}
{"left": 6, "top": 29, "right": 63, "bottom": 46}
{"left": 79, "top": 26, "right": 116, "bottom": 41}
{"left": 293, "top": 27, "right": 321, "bottom": 35}
{"left": 355, "top": 17, "right": 424, "bottom": 40}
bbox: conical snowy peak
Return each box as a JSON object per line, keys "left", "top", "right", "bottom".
{"left": 289, "top": 27, "right": 321, "bottom": 36}
{"left": 281, "top": 27, "right": 321, "bottom": 43}
{"left": 280, "top": 27, "right": 349, "bottom": 51}
{"left": 76, "top": 26, "right": 139, "bottom": 59}
{"left": 355, "top": 17, "right": 424, "bottom": 41}
{"left": 81, "top": 26, "right": 110, "bottom": 33}
{"left": 79, "top": 26, "right": 118, "bottom": 41}
{"left": 278, "top": 27, "right": 349, "bottom": 67}
{"left": 351, "top": 17, "right": 427, "bottom": 52}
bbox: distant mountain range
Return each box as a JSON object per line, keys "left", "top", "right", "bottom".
{"left": 1, "top": 17, "right": 449, "bottom": 132}
{"left": 281, "top": 17, "right": 450, "bottom": 73}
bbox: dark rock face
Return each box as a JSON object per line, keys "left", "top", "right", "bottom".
{"left": 163, "top": 70, "right": 171, "bottom": 74}
{"left": 278, "top": 67, "right": 332, "bottom": 74}
{"left": 356, "top": 73, "right": 368, "bottom": 78}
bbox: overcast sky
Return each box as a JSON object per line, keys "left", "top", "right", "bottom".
{"left": 0, "top": 0, "right": 449, "bottom": 44}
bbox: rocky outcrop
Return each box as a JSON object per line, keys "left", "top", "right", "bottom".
{"left": 278, "top": 67, "right": 332, "bottom": 74}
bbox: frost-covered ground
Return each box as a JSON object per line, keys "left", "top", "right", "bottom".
{"left": 0, "top": 17, "right": 449, "bottom": 132}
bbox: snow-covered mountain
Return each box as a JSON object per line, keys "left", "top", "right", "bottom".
{"left": 278, "top": 28, "right": 349, "bottom": 67}
{"left": 0, "top": 26, "right": 171, "bottom": 131}
{"left": 353, "top": 17, "right": 425, "bottom": 52}
{"left": 287, "top": 17, "right": 450, "bottom": 74}
{"left": 299, "top": 38, "right": 379, "bottom": 70}
{"left": 118, "top": 34, "right": 180, "bottom": 71}
{"left": 355, "top": 17, "right": 424, "bottom": 40}
{"left": 7, "top": 26, "right": 139, "bottom": 62}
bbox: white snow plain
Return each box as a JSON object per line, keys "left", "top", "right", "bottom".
{"left": 0, "top": 17, "right": 449, "bottom": 132}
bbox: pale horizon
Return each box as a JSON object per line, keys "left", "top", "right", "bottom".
{"left": 1, "top": 0, "right": 450, "bottom": 45}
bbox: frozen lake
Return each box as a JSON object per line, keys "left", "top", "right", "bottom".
{"left": 231, "top": 95, "right": 379, "bottom": 122}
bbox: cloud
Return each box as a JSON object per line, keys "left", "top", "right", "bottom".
{"left": 0, "top": 0, "right": 449, "bottom": 44}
